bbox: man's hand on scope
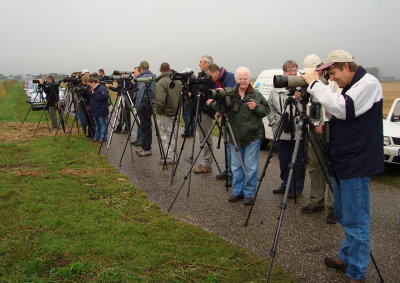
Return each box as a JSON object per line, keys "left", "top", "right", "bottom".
{"left": 39, "top": 79, "right": 45, "bottom": 84}
{"left": 301, "top": 71, "right": 319, "bottom": 85}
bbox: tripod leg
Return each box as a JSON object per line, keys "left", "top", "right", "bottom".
{"left": 266, "top": 120, "right": 305, "bottom": 282}
{"left": 168, "top": 114, "right": 221, "bottom": 211}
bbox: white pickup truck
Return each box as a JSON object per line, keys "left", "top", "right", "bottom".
{"left": 383, "top": 98, "right": 400, "bottom": 164}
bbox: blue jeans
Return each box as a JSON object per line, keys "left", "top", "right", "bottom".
{"left": 77, "top": 109, "right": 87, "bottom": 135}
{"left": 93, "top": 116, "right": 108, "bottom": 141}
{"left": 183, "top": 101, "right": 195, "bottom": 136}
{"left": 230, "top": 139, "right": 260, "bottom": 198}
{"left": 334, "top": 177, "right": 371, "bottom": 281}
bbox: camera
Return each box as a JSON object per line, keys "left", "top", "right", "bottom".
{"left": 273, "top": 75, "right": 328, "bottom": 88}
{"left": 209, "top": 87, "right": 237, "bottom": 109}
{"left": 32, "top": 79, "right": 40, "bottom": 84}
{"left": 170, "top": 71, "right": 194, "bottom": 82}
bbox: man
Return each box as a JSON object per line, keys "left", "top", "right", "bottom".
{"left": 81, "top": 69, "right": 90, "bottom": 77}
{"left": 268, "top": 60, "right": 305, "bottom": 199}
{"left": 155, "top": 62, "right": 181, "bottom": 164}
{"left": 300, "top": 54, "right": 336, "bottom": 224}
{"left": 181, "top": 68, "right": 195, "bottom": 138}
{"left": 39, "top": 74, "right": 59, "bottom": 132}
{"left": 206, "top": 63, "right": 236, "bottom": 184}
{"left": 302, "top": 50, "right": 384, "bottom": 283}
{"left": 87, "top": 77, "right": 109, "bottom": 142}
{"left": 131, "top": 66, "right": 143, "bottom": 146}
{"left": 192, "top": 55, "right": 216, "bottom": 173}
{"left": 135, "top": 61, "right": 156, "bottom": 157}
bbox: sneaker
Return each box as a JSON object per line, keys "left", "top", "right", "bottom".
{"left": 138, "top": 150, "right": 152, "bottom": 157}
{"left": 343, "top": 276, "right": 365, "bottom": 283}
{"left": 272, "top": 187, "right": 285, "bottom": 194}
{"left": 228, "top": 195, "right": 244, "bottom": 202}
{"left": 243, "top": 197, "right": 254, "bottom": 205}
{"left": 159, "top": 158, "right": 174, "bottom": 165}
{"left": 324, "top": 256, "right": 348, "bottom": 273}
{"left": 288, "top": 191, "right": 302, "bottom": 199}
{"left": 181, "top": 133, "right": 193, "bottom": 138}
{"left": 193, "top": 165, "right": 212, "bottom": 174}
{"left": 325, "top": 211, "right": 337, "bottom": 224}
{"left": 216, "top": 170, "right": 227, "bottom": 180}
{"left": 301, "top": 204, "right": 324, "bottom": 214}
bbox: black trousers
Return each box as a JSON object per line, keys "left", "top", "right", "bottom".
{"left": 138, "top": 107, "right": 152, "bottom": 150}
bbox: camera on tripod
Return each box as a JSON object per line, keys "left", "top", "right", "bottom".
{"left": 209, "top": 87, "right": 238, "bottom": 110}
{"left": 273, "top": 73, "right": 329, "bottom": 89}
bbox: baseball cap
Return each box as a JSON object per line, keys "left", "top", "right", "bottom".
{"left": 182, "top": 68, "right": 192, "bottom": 73}
{"left": 81, "top": 69, "right": 90, "bottom": 74}
{"left": 140, "top": 61, "right": 149, "bottom": 69}
{"left": 303, "top": 54, "right": 322, "bottom": 73}
{"left": 316, "top": 50, "right": 354, "bottom": 71}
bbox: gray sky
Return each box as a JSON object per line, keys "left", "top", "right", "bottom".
{"left": 1, "top": 0, "right": 399, "bottom": 79}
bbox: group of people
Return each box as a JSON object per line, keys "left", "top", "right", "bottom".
{"left": 40, "top": 50, "right": 382, "bottom": 282}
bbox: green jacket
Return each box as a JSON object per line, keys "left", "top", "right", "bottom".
{"left": 214, "top": 84, "right": 269, "bottom": 146}
{"left": 155, "top": 71, "right": 181, "bottom": 117}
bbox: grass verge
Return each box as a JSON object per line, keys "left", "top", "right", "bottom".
{"left": 0, "top": 82, "right": 293, "bottom": 282}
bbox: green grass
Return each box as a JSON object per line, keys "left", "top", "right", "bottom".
{"left": 0, "top": 82, "right": 293, "bottom": 282}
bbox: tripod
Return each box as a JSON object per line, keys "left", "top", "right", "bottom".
{"left": 19, "top": 84, "right": 51, "bottom": 136}
{"left": 168, "top": 100, "right": 254, "bottom": 212}
{"left": 168, "top": 85, "right": 222, "bottom": 192}
{"left": 260, "top": 91, "right": 384, "bottom": 282}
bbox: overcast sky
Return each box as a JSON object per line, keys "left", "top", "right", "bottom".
{"left": 1, "top": 0, "right": 399, "bottom": 79}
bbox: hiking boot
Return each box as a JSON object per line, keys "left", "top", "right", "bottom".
{"left": 325, "top": 211, "right": 337, "bottom": 224}
{"left": 243, "top": 197, "right": 254, "bottom": 205}
{"left": 228, "top": 195, "right": 244, "bottom": 202}
{"left": 301, "top": 204, "right": 324, "bottom": 214}
{"left": 324, "top": 256, "right": 348, "bottom": 272}
{"left": 135, "top": 148, "right": 144, "bottom": 154}
{"left": 131, "top": 140, "right": 143, "bottom": 147}
{"left": 193, "top": 165, "right": 212, "bottom": 174}
{"left": 216, "top": 170, "right": 227, "bottom": 180}
{"left": 138, "top": 150, "right": 152, "bottom": 157}
{"left": 272, "top": 187, "right": 285, "bottom": 194}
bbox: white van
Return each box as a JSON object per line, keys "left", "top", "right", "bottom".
{"left": 253, "top": 69, "right": 284, "bottom": 142}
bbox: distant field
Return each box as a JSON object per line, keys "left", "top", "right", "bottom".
{"left": 382, "top": 82, "right": 400, "bottom": 117}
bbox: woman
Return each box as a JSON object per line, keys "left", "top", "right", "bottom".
{"left": 87, "top": 77, "right": 109, "bottom": 142}
{"left": 214, "top": 66, "right": 269, "bottom": 205}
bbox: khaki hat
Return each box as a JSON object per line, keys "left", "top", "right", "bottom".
{"left": 303, "top": 54, "right": 322, "bottom": 73}
{"left": 139, "top": 61, "right": 149, "bottom": 70}
{"left": 81, "top": 69, "right": 90, "bottom": 74}
{"left": 316, "top": 50, "right": 354, "bottom": 71}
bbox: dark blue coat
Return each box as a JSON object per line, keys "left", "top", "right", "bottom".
{"left": 89, "top": 84, "right": 109, "bottom": 117}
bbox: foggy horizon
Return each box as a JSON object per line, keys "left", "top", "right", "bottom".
{"left": 1, "top": 0, "right": 399, "bottom": 79}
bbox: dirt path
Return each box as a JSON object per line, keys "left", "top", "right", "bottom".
{"left": 102, "top": 128, "right": 399, "bottom": 282}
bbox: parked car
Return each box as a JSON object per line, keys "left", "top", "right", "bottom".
{"left": 383, "top": 98, "right": 400, "bottom": 165}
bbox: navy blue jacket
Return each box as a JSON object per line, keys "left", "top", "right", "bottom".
{"left": 89, "top": 84, "right": 109, "bottom": 117}
{"left": 216, "top": 67, "right": 236, "bottom": 88}
{"left": 308, "top": 66, "right": 384, "bottom": 179}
